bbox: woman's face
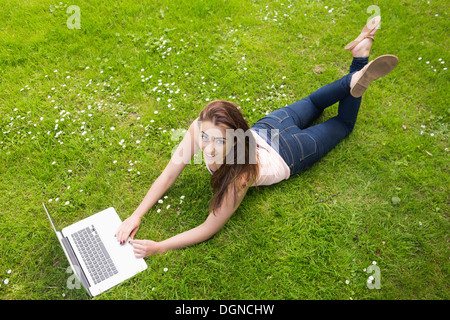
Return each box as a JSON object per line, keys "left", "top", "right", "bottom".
{"left": 200, "top": 120, "right": 234, "bottom": 167}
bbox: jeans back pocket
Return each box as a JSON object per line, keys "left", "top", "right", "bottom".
{"left": 267, "top": 109, "right": 290, "bottom": 123}
{"left": 293, "top": 133, "right": 317, "bottom": 161}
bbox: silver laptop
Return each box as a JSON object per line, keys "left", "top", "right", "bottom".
{"left": 43, "top": 203, "right": 147, "bottom": 297}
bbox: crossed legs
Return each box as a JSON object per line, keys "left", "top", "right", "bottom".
{"left": 282, "top": 38, "right": 375, "bottom": 158}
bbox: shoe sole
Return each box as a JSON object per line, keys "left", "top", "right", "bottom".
{"left": 345, "top": 15, "right": 381, "bottom": 51}
{"left": 350, "top": 55, "right": 399, "bottom": 98}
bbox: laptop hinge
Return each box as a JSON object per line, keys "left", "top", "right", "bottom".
{"left": 60, "top": 236, "right": 92, "bottom": 297}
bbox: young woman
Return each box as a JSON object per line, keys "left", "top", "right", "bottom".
{"left": 115, "top": 16, "right": 398, "bottom": 258}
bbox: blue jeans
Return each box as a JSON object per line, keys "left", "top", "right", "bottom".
{"left": 251, "top": 57, "right": 368, "bottom": 176}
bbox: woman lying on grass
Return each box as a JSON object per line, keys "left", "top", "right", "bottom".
{"left": 115, "top": 16, "right": 398, "bottom": 257}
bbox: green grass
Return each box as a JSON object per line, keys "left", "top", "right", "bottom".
{"left": 0, "top": 0, "right": 448, "bottom": 300}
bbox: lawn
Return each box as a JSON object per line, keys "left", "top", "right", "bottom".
{"left": 0, "top": 0, "right": 448, "bottom": 300}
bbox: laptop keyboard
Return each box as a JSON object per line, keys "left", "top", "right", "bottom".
{"left": 71, "top": 225, "right": 118, "bottom": 285}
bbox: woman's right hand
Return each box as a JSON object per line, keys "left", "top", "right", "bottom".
{"left": 115, "top": 214, "right": 141, "bottom": 245}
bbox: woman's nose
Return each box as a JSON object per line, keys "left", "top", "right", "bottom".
{"left": 205, "top": 144, "right": 215, "bottom": 154}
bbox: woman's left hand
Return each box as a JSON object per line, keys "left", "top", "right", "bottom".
{"left": 129, "top": 239, "right": 163, "bottom": 257}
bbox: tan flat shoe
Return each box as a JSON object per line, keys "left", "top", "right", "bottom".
{"left": 350, "top": 55, "right": 399, "bottom": 98}
{"left": 345, "top": 15, "right": 381, "bottom": 51}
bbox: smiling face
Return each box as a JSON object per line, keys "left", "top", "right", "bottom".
{"left": 200, "top": 120, "right": 234, "bottom": 169}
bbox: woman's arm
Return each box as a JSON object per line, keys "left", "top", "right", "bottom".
{"left": 115, "top": 119, "right": 200, "bottom": 244}
{"left": 130, "top": 177, "right": 250, "bottom": 257}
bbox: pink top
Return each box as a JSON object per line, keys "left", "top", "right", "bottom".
{"left": 205, "top": 129, "right": 291, "bottom": 187}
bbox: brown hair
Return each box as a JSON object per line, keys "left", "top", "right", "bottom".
{"left": 198, "top": 100, "right": 259, "bottom": 214}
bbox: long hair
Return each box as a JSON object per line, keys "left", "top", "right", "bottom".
{"left": 198, "top": 100, "right": 259, "bottom": 214}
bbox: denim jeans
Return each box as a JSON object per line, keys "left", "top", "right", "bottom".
{"left": 251, "top": 57, "right": 369, "bottom": 176}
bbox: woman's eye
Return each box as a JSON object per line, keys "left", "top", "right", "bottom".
{"left": 201, "top": 134, "right": 208, "bottom": 141}
{"left": 216, "top": 140, "right": 224, "bottom": 145}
